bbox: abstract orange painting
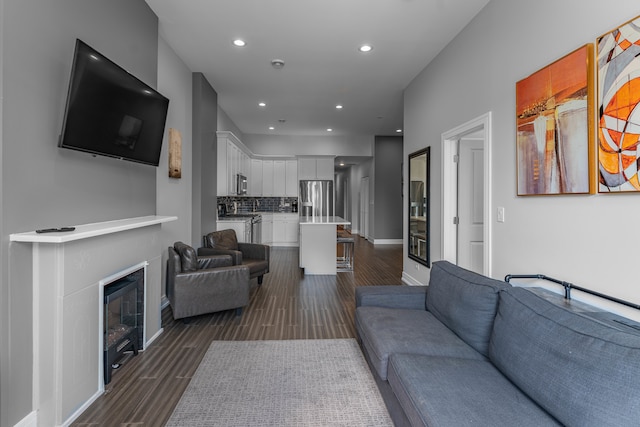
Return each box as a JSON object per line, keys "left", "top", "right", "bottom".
{"left": 597, "top": 15, "right": 640, "bottom": 192}
{"left": 516, "top": 44, "right": 595, "bottom": 195}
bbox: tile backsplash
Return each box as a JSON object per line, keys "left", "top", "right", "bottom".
{"left": 218, "top": 196, "right": 298, "bottom": 214}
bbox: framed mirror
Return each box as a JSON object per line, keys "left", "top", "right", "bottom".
{"left": 408, "top": 147, "right": 430, "bottom": 267}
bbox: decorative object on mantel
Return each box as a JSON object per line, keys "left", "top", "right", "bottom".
{"left": 169, "top": 128, "right": 182, "bottom": 178}
{"left": 516, "top": 44, "right": 595, "bottom": 196}
{"left": 597, "top": 14, "right": 640, "bottom": 193}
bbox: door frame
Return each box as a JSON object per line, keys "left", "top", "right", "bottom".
{"left": 441, "top": 112, "right": 492, "bottom": 276}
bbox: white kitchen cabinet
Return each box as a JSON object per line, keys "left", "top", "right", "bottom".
{"left": 217, "top": 219, "right": 250, "bottom": 243}
{"left": 315, "top": 157, "right": 334, "bottom": 180}
{"left": 298, "top": 156, "right": 334, "bottom": 180}
{"left": 261, "top": 213, "right": 273, "bottom": 245}
{"left": 217, "top": 131, "right": 252, "bottom": 196}
{"left": 285, "top": 160, "right": 298, "bottom": 196}
{"left": 262, "top": 160, "right": 274, "bottom": 196}
{"left": 250, "top": 159, "right": 263, "bottom": 196}
{"left": 272, "top": 213, "right": 299, "bottom": 247}
{"left": 274, "top": 160, "right": 286, "bottom": 195}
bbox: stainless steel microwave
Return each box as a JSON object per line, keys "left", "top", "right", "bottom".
{"left": 236, "top": 173, "right": 247, "bottom": 195}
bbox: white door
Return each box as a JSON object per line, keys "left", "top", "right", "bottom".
{"left": 442, "top": 112, "right": 492, "bottom": 276}
{"left": 457, "top": 137, "right": 484, "bottom": 273}
{"left": 360, "top": 177, "right": 370, "bottom": 239}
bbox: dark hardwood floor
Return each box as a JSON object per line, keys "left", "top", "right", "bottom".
{"left": 72, "top": 236, "right": 403, "bottom": 426}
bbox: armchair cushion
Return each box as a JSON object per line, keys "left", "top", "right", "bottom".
{"left": 201, "top": 229, "right": 270, "bottom": 283}
{"left": 174, "top": 241, "right": 198, "bottom": 272}
{"left": 203, "top": 229, "right": 239, "bottom": 250}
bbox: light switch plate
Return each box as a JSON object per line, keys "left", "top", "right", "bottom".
{"left": 497, "top": 207, "right": 505, "bottom": 223}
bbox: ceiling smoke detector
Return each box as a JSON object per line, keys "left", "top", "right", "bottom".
{"left": 271, "top": 59, "right": 285, "bottom": 69}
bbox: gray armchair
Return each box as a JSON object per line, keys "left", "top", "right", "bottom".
{"left": 199, "top": 229, "right": 270, "bottom": 285}
{"left": 166, "top": 241, "right": 250, "bottom": 320}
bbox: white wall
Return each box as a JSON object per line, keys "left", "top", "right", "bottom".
{"left": 156, "top": 36, "right": 193, "bottom": 299}
{"left": 404, "top": 0, "right": 640, "bottom": 320}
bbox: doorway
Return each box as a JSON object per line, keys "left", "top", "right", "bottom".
{"left": 442, "top": 112, "right": 492, "bottom": 276}
{"left": 360, "top": 176, "right": 370, "bottom": 240}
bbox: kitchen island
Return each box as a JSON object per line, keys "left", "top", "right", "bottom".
{"left": 299, "top": 216, "right": 351, "bottom": 275}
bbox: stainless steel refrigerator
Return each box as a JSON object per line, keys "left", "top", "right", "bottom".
{"left": 299, "top": 180, "right": 334, "bottom": 217}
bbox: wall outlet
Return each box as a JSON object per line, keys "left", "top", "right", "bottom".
{"left": 415, "top": 263, "right": 420, "bottom": 270}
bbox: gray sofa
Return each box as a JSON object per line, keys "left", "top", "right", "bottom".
{"left": 355, "top": 261, "right": 640, "bottom": 427}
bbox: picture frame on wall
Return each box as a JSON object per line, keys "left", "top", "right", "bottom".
{"left": 516, "top": 44, "right": 595, "bottom": 196}
{"left": 597, "top": 15, "right": 640, "bottom": 193}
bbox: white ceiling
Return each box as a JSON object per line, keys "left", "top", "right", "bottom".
{"left": 145, "top": 0, "right": 490, "bottom": 137}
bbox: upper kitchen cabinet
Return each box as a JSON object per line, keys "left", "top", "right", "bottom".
{"left": 250, "top": 158, "right": 263, "bottom": 195}
{"left": 262, "top": 160, "right": 275, "bottom": 196}
{"left": 285, "top": 160, "right": 298, "bottom": 196}
{"left": 298, "top": 156, "right": 334, "bottom": 180}
{"left": 217, "top": 131, "right": 252, "bottom": 196}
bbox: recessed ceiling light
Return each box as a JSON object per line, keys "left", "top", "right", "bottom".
{"left": 268, "top": 126, "right": 275, "bottom": 130}
{"left": 358, "top": 44, "right": 373, "bottom": 53}
{"left": 396, "top": 129, "right": 403, "bottom": 133}
{"left": 340, "top": 162, "right": 345, "bottom": 166}
{"left": 335, "top": 104, "right": 343, "bottom": 109}
{"left": 232, "top": 39, "right": 246, "bottom": 47}
{"left": 327, "top": 128, "right": 333, "bottom": 132}
{"left": 258, "top": 102, "right": 266, "bottom": 107}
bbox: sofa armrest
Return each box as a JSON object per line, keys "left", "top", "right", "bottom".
{"left": 238, "top": 242, "right": 270, "bottom": 261}
{"left": 355, "top": 285, "right": 428, "bottom": 310}
{"left": 198, "top": 247, "right": 242, "bottom": 265}
{"left": 197, "top": 254, "right": 233, "bottom": 270}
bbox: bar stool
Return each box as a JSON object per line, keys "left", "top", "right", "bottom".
{"left": 337, "top": 231, "right": 355, "bottom": 271}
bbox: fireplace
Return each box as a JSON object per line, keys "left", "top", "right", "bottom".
{"left": 103, "top": 267, "right": 145, "bottom": 384}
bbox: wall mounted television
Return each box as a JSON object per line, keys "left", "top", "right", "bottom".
{"left": 59, "top": 39, "right": 169, "bottom": 166}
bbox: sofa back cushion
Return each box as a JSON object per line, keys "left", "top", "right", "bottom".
{"left": 426, "top": 261, "right": 510, "bottom": 357}
{"left": 489, "top": 287, "right": 640, "bottom": 427}
{"left": 203, "top": 229, "right": 239, "bottom": 251}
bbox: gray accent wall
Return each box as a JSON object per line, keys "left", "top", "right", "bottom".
{"left": 192, "top": 73, "right": 218, "bottom": 246}
{"left": 374, "top": 136, "right": 403, "bottom": 240}
{"left": 1, "top": 1, "right": 159, "bottom": 425}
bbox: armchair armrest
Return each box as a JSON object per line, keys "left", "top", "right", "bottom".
{"left": 197, "top": 254, "right": 233, "bottom": 270}
{"left": 198, "top": 247, "right": 242, "bottom": 265}
{"left": 355, "top": 285, "right": 428, "bottom": 310}
{"left": 238, "top": 242, "right": 270, "bottom": 261}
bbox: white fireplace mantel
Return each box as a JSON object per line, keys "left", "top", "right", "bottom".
{"left": 12, "top": 215, "right": 176, "bottom": 427}
{"left": 10, "top": 215, "right": 177, "bottom": 244}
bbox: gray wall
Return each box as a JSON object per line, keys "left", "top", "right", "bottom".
{"left": 1, "top": 1, "right": 159, "bottom": 425}
{"left": 192, "top": 73, "right": 218, "bottom": 245}
{"left": 404, "top": 0, "right": 640, "bottom": 319}
{"left": 156, "top": 37, "right": 194, "bottom": 299}
{"left": 374, "top": 136, "right": 403, "bottom": 241}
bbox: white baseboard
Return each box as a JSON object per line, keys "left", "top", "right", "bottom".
{"left": 60, "top": 389, "right": 103, "bottom": 427}
{"left": 372, "top": 238, "right": 403, "bottom": 245}
{"left": 161, "top": 295, "right": 170, "bottom": 309}
{"left": 14, "top": 411, "right": 37, "bottom": 427}
{"left": 402, "top": 270, "right": 427, "bottom": 287}
{"left": 146, "top": 327, "right": 164, "bottom": 348}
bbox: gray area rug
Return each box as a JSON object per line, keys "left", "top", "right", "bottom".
{"left": 166, "top": 339, "right": 393, "bottom": 426}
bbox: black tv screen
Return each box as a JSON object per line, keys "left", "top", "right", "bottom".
{"left": 59, "top": 39, "right": 169, "bottom": 166}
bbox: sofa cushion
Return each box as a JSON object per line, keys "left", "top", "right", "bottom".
{"left": 204, "top": 229, "right": 239, "bottom": 251}
{"left": 355, "top": 306, "right": 484, "bottom": 380}
{"left": 173, "top": 241, "right": 198, "bottom": 272}
{"left": 387, "top": 354, "right": 561, "bottom": 427}
{"left": 490, "top": 287, "right": 640, "bottom": 427}
{"left": 426, "top": 260, "right": 510, "bottom": 357}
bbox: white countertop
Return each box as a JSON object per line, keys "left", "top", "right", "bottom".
{"left": 9, "top": 215, "right": 177, "bottom": 243}
{"left": 299, "top": 216, "right": 350, "bottom": 225}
